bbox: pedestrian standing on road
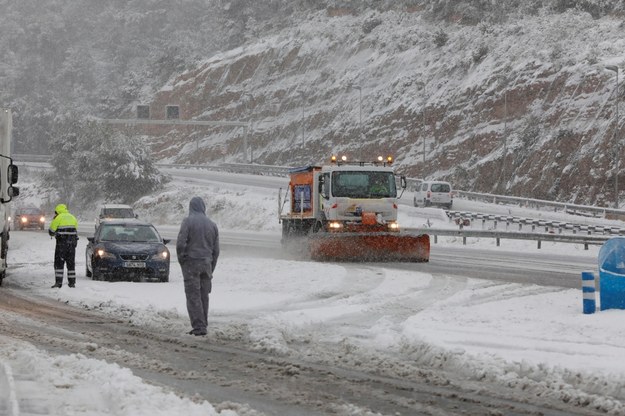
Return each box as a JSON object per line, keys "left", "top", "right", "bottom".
{"left": 48, "top": 203, "right": 79, "bottom": 288}
{"left": 177, "top": 196, "right": 220, "bottom": 336}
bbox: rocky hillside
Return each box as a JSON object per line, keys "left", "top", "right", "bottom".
{"left": 138, "top": 4, "right": 625, "bottom": 208}
{"left": 4, "top": 1, "right": 625, "bottom": 206}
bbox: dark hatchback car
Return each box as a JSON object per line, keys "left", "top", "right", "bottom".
{"left": 86, "top": 219, "right": 170, "bottom": 282}
{"left": 13, "top": 206, "right": 46, "bottom": 230}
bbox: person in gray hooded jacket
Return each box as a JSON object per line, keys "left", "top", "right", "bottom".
{"left": 177, "top": 196, "right": 220, "bottom": 336}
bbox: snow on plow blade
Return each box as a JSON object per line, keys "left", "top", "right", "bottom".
{"left": 309, "top": 232, "right": 430, "bottom": 262}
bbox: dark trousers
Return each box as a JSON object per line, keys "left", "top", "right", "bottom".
{"left": 180, "top": 259, "right": 213, "bottom": 332}
{"left": 54, "top": 241, "right": 76, "bottom": 285}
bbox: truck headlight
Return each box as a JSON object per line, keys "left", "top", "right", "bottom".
{"left": 328, "top": 221, "right": 343, "bottom": 229}
{"left": 387, "top": 221, "right": 400, "bottom": 231}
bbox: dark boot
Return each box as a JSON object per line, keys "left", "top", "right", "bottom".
{"left": 51, "top": 283, "right": 62, "bottom": 288}
{"left": 68, "top": 278, "right": 76, "bottom": 288}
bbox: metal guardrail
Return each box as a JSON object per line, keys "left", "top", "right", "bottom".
{"left": 455, "top": 190, "right": 624, "bottom": 218}
{"left": 403, "top": 227, "right": 609, "bottom": 250}
{"left": 446, "top": 211, "right": 625, "bottom": 237}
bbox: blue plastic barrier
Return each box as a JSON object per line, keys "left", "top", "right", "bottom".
{"left": 598, "top": 237, "right": 625, "bottom": 310}
{"left": 581, "top": 271, "right": 596, "bottom": 314}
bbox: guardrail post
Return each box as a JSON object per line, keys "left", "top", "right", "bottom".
{"left": 496, "top": 237, "right": 500, "bottom": 247}
{"left": 582, "top": 271, "right": 596, "bottom": 314}
{"left": 537, "top": 240, "right": 541, "bottom": 249}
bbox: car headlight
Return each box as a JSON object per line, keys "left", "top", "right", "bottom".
{"left": 39, "top": 216, "right": 45, "bottom": 223}
{"left": 96, "top": 249, "right": 116, "bottom": 260}
{"left": 21, "top": 217, "right": 27, "bottom": 223}
{"left": 151, "top": 250, "right": 169, "bottom": 260}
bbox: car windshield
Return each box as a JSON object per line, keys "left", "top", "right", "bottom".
{"left": 431, "top": 183, "right": 451, "bottom": 193}
{"left": 102, "top": 208, "right": 135, "bottom": 218}
{"left": 331, "top": 171, "right": 397, "bottom": 198}
{"left": 99, "top": 224, "right": 160, "bottom": 242}
{"left": 20, "top": 208, "right": 42, "bottom": 215}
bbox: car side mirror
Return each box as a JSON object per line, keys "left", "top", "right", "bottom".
{"left": 163, "top": 239, "right": 171, "bottom": 245}
{"left": 87, "top": 237, "right": 94, "bottom": 243}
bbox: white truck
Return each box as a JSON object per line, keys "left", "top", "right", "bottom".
{"left": 278, "top": 155, "right": 429, "bottom": 262}
{"left": 0, "top": 109, "right": 20, "bottom": 285}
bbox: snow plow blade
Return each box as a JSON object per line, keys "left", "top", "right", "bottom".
{"left": 309, "top": 232, "right": 430, "bottom": 262}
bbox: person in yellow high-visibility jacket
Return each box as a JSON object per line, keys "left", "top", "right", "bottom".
{"left": 48, "top": 204, "right": 78, "bottom": 288}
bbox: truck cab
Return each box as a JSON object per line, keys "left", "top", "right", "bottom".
{"left": 279, "top": 155, "right": 406, "bottom": 237}
{"left": 0, "top": 109, "right": 20, "bottom": 285}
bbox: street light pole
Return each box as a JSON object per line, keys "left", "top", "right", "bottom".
{"left": 351, "top": 85, "right": 362, "bottom": 161}
{"left": 607, "top": 65, "right": 620, "bottom": 208}
{"left": 422, "top": 109, "right": 426, "bottom": 166}
{"left": 496, "top": 75, "right": 509, "bottom": 194}
{"left": 297, "top": 90, "right": 305, "bottom": 146}
{"left": 242, "top": 93, "right": 253, "bottom": 163}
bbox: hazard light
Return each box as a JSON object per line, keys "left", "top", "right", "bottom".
{"left": 330, "top": 155, "right": 348, "bottom": 164}
{"left": 376, "top": 155, "right": 393, "bottom": 166}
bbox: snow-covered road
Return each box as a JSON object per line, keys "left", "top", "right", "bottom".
{"left": 1, "top": 170, "right": 623, "bottom": 415}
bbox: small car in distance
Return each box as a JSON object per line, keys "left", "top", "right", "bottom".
{"left": 13, "top": 206, "right": 46, "bottom": 230}
{"left": 413, "top": 180, "right": 453, "bottom": 209}
{"left": 86, "top": 219, "right": 170, "bottom": 282}
{"left": 95, "top": 204, "right": 137, "bottom": 229}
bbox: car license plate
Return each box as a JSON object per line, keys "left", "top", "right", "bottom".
{"left": 124, "top": 261, "right": 146, "bottom": 268}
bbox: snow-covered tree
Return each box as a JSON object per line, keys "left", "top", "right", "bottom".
{"left": 47, "top": 118, "right": 169, "bottom": 209}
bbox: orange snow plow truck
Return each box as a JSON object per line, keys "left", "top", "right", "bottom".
{"left": 278, "top": 155, "right": 430, "bottom": 262}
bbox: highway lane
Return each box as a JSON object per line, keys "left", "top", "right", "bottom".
{"left": 159, "top": 168, "right": 598, "bottom": 289}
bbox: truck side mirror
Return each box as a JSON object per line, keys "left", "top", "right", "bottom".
{"left": 400, "top": 176, "right": 407, "bottom": 189}
{"left": 318, "top": 176, "right": 325, "bottom": 197}
{"left": 8, "top": 186, "right": 18, "bottom": 197}
{"left": 7, "top": 164, "right": 18, "bottom": 185}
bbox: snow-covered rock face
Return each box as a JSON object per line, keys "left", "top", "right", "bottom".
{"left": 5, "top": 2, "right": 625, "bottom": 207}
{"left": 146, "top": 6, "right": 625, "bottom": 207}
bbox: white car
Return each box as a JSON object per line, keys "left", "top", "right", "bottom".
{"left": 413, "top": 180, "right": 453, "bottom": 209}
{"left": 95, "top": 204, "right": 137, "bottom": 229}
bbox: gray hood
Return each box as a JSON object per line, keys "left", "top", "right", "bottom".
{"left": 189, "top": 196, "right": 206, "bottom": 215}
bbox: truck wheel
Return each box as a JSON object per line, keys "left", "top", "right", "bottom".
{"left": 312, "top": 221, "right": 323, "bottom": 233}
